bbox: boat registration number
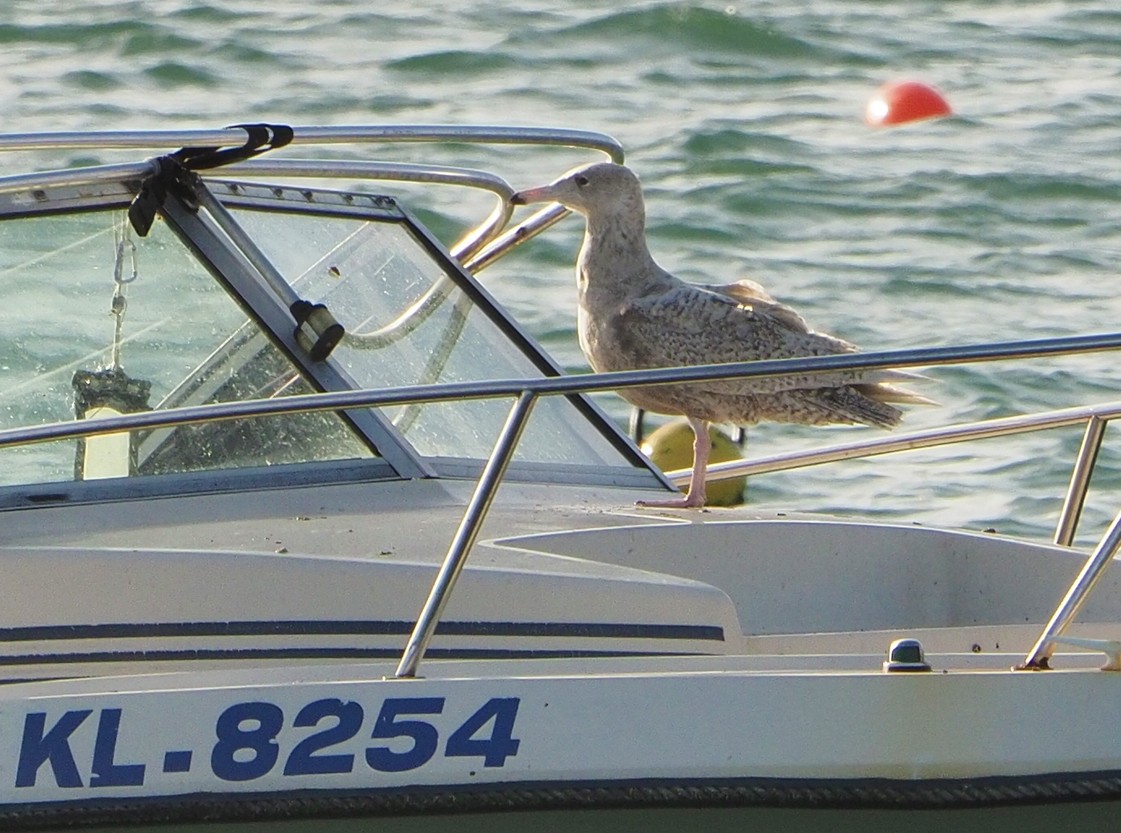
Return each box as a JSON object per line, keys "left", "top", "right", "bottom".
{"left": 13, "top": 695, "right": 521, "bottom": 789}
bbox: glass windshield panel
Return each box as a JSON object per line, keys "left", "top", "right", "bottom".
{"left": 0, "top": 210, "right": 372, "bottom": 487}
{"left": 232, "top": 207, "right": 629, "bottom": 466}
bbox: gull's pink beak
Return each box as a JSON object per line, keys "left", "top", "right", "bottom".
{"left": 509, "top": 184, "right": 556, "bottom": 206}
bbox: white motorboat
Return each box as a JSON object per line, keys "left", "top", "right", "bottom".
{"left": 3, "top": 125, "right": 1121, "bottom": 832}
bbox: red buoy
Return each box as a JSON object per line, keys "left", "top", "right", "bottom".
{"left": 865, "top": 81, "right": 952, "bottom": 127}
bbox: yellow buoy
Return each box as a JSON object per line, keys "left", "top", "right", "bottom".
{"left": 641, "top": 420, "right": 746, "bottom": 507}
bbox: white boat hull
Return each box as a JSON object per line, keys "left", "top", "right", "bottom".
{"left": 4, "top": 656, "right": 1121, "bottom": 828}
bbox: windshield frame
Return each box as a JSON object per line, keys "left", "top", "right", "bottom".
{"left": 0, "top": 166, "right": 667, "bottom": 508}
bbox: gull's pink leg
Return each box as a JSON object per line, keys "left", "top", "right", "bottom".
{"left": 637, "top": 417, "right": 711, "bottom": 509}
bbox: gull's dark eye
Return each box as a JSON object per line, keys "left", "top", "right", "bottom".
{"left": 574, "top": 175, "right": 589, "bottom": 187}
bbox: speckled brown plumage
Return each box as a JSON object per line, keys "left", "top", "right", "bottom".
{"left": 511, "top": 162, "right": 926, "bottom": 508}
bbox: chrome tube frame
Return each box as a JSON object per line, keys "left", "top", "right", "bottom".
{"left": 1021, "top": 507, "right": 1121, "bottom": 669}
{"left": 462, "top": 203, "right": 572, "bottom": 273}
{"left": 0, "top": 125, "right": 623, "bottom": 264}
{"left": 395, "top": 391, "right": 537, "bottom": 679}
{"left": 1055, "top": 416, "right": 1107, "bottom": 547}
{"left": 220, "top": 159, "right": 516, "bottom": 261}
{"left": 0, "top": 161, "right": 160, "bottom": 195}
{"left": 6, "top": 332, "right": 1121, "bottom": 451}
{"left": 0, "top": 125, "right": 625, "bottom": 159}
{"left": 5, "top": 332, "right": 1121, "bottom": 675}
{"left": 4, "top": 332, "right": 1121, "bottom": 450}
{"left": 691, "top": 401, "right": 1121, "bottom": 549}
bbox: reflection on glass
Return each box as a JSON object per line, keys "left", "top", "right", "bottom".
{"left": 235, "top": 209, "right": 627, "bottom": 467}
{"left": 0, "top": 211, "right": 371, "bottom": 486}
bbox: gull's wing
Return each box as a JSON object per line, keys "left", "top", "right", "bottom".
{"left": 610, "top": 282, "right": 909, "bottom": 396}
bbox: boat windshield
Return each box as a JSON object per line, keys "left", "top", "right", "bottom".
{"left": 227, "top": 204, "right": 626, "bottom": 465}
{"left": 0, "top": 208, "right": 356, "bottom": 486}
{"left": 0, "top": 173, "right": 645, "bottom": 494}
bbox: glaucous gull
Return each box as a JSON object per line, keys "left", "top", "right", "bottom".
{"left": 511, "top": 162, "right": 927, "bottom": 508}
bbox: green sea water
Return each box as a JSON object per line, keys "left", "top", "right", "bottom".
{"left": 1, "top": 1, "right": 1121, "bottom": 543}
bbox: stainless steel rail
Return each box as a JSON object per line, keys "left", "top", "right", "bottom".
{"left": 0, "top": 160, "right": 160, "bottom": 195}
{"left": 6, "top": 331, "right": 1121, "bottom": 451}
{"left": 1021, "top": 507, "right": 1121, "bottom": 669}
{"left": 462, "top": 203, "right": 572, "bottom": 273}
{"left": 1055, "top": 416, "right": 1107, "bottom": 547}
{"left": 0, "top": 125, "right": 619, "bottom": 265}
{"left": 222, "top": 159, "right": 516, "bottom": 261}
{"left": 0, "top": 158, "right": 539, "bottom": 269}
{"left": 395, "top": 391, "right": 537, "bottom": 679}
{"left": 0, "top": 125, "right": 626, "bottom": 160}
{"left": 688, "top": 400, "right": 1121, "bottom": 548}
{"left": 5, "top": 331, "right": 1121, "bottom": 675}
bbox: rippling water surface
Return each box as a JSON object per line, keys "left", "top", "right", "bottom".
{"left": 2, "top": 1, "right": 1121, "bottom": 543}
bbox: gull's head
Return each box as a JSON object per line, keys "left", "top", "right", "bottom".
{"left": 510, "top": 162, "right": 644, "bottom": 220}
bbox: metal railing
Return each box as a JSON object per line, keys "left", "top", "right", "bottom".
{"left": 0, "top": 125, "right": 623, "bottom": 266}
{"left": 688, "top": 399, "right": 1121, "bottom": 549}
{"left": 5, "top": 331, "right": 1121, "bottom": 451}
{"left": 0, "top": 125, "right": 626, "bottom": 156}
{"left": 5, "top": 332, "right": 1121, "bottom": 674}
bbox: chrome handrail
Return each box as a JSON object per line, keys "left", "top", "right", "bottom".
{"left": 1021, "top": 507, "right": 1121, "bottom": 670}
{"left": 4, "top": 332, "right": 1121, "bottom": 450}
{"left": 6, "top": 331, "right": 1121, "bottom": 675}
{"left": 685, "top": 399, "right": 1121, "bottom": 548}
{"left": 0, "top": 124, "right": 623, "bottom": 266}
{"left": 1055, "top": 416, "right": 1107, "bottom": 547}
{"left": 0, "top": 125, "right": 624, "bottom": 157}
{"left": 6, "top": 331, "right": 1121, "bottom": 450}
{"left": 463, "top": 203, "right": 572, "bottom": 273}
{"left": 221, "top": 159, "right": 516, "bottom": 261}
{"left": 395, "top": 391, "right": 537, "bottom": 679}
{"left": 0, "top": 160, "right": 161, "bottom": 195}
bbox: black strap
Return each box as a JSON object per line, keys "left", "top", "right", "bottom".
{"left": 128, "top": 123, "right": 294, "bottom": 236}
{"left": 172, "top": 122, "right": 294, "bottom": 171}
